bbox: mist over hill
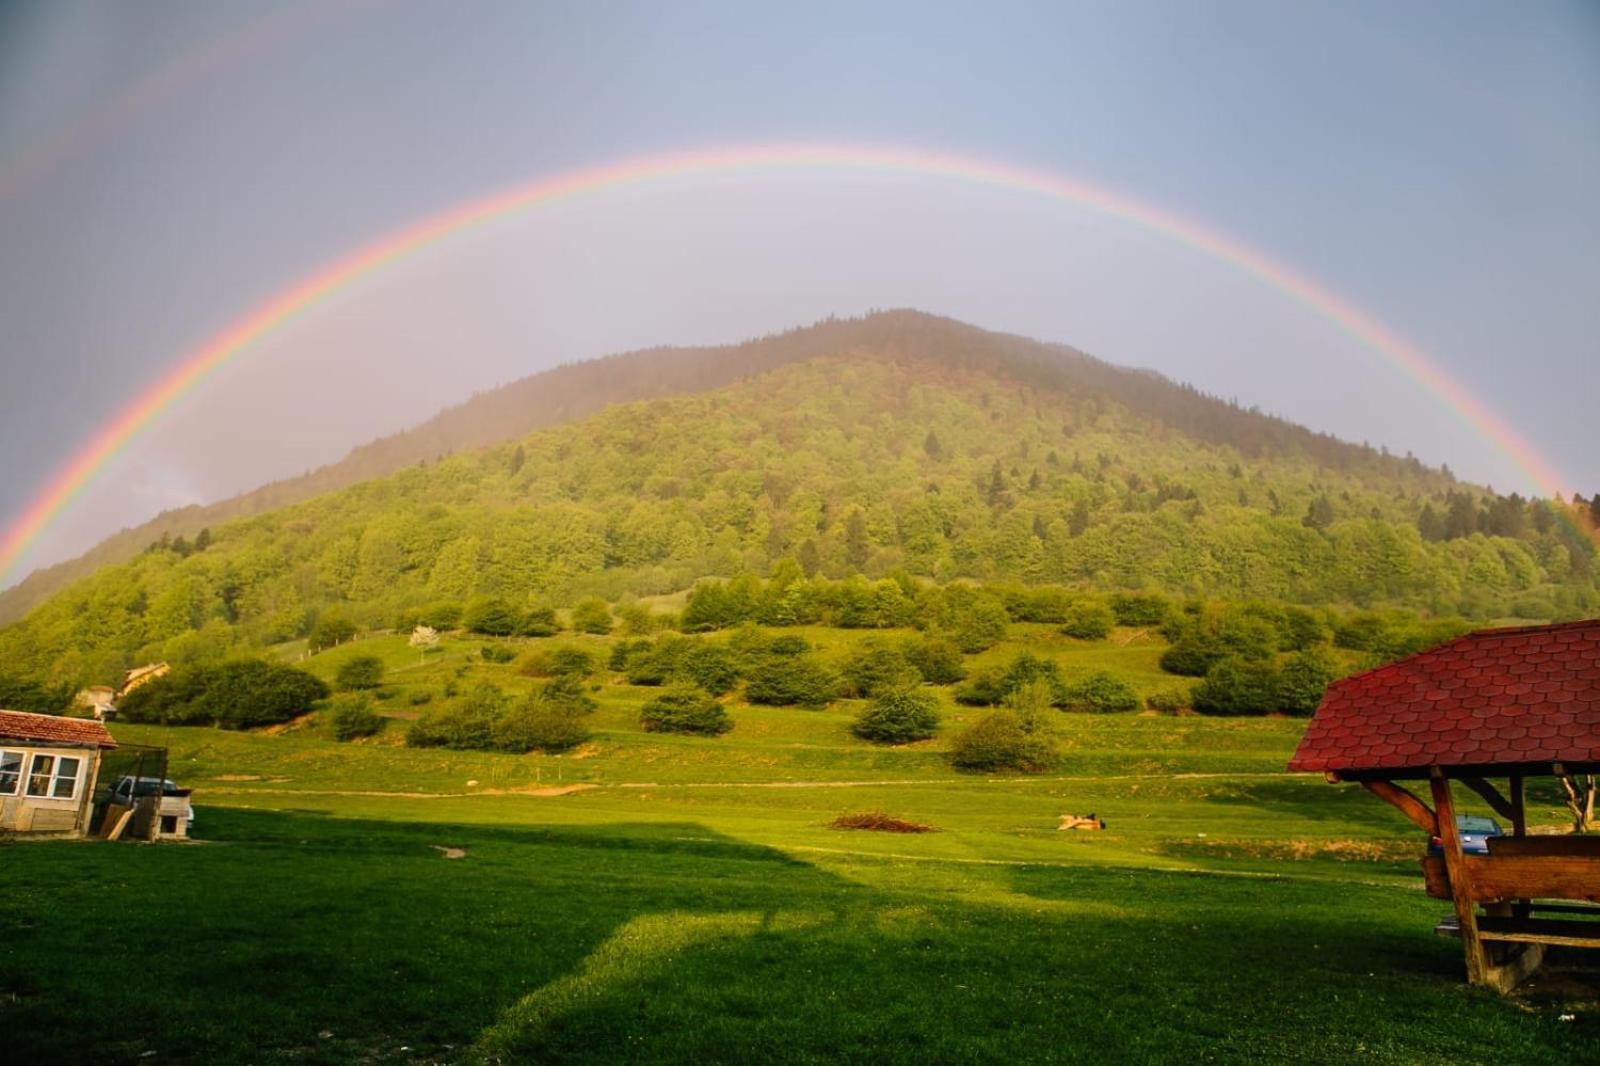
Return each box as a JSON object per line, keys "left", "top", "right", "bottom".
{"left": 3, "top": 311, "right": 1595, "bottom": 687}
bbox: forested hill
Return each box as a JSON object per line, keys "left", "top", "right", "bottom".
{"left": 4, "top": 319, "right": 1597, "bottom": 688}
{"left": 0, "top": 310, "right": 1468, "bottom": 624}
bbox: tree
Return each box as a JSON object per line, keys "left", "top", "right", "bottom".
{"left": 839, "top": 641, "right": 918, "bottom": 698}
{"left": 744, "top": 653, "right": 838, "bottom": 707}
{"left": 119, "top": 660, "right": 329, "bottom": 729}
{"left": 308, "top": 613, "right": 357, "bottom": 652}
{"left": 949, "top": 710, "right": 1056, "bottom": 772}
{"left": 1302, "top": 495, "right": 1335, "bottom": 530}
{"left": 408, "top": 625, "right": 439, "bottom": 663}
{"left": 517, "top": 606, "right": 560, "bottom": 637}
{"left": 329, "top": 693, "right": 383, "bottom": 741}
{"left": 844, "top": 509, "right": 870, "bottom": 571}
{"left": 851, "top": 690, "right": 940, "bottom": 744}
{"left": 639, "top": 686, "right": 731, "bottom": 736}
{"left": 463, "top": 596, "right": 519, "bottom": 636}
{"left": 1192, "top": 657, "right": 1280, "bottom": 716}
{"left": 1058, "top": 671, "right": 1139, "bottom": 713}
{"left": 1276, "top": 647, "right": 1339, "bottom": 715}
{"left": 1059, "top": 599, "right": 1115, "bottom": 640}
{"left": 570, "top": 598, "right": 613, "bottom": 635}
{"left": 0, "top": 675, "right": 73, "bottom": 715}
{"left": 335, "top": 655, "right": 384, "bottom": 691}
{"left": 902, "top": 636, "right": 966, "bottom": 684}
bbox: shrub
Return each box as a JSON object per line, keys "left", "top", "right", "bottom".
{"left": 1159, "top": 637, "right": 1226, "bottom": 677}
{"left": 1192, "top": 657, "right": 1281, "bottom": 716}
{"left": 902, "top": 636, "right": 966, "bottom": 684}
{"left": 408, "top": 689, "right": 434, "bottom": 706}
{"left": 839, "top": 641, "right": 919, "bottom": 699}
{"left": 953, "top": 668, "right": 1009, "bottom": 706}
{"left": 570, "top": 598, "right": 613, "bottom": 635}
{"left": 744, "top": 654, "right": 839, "bottom": 707}
{"left": 1276, "top": 647, "right": 1340, "bottom": 715}
{"left": 418, "top": 602, "right": 463, "bottom": 630}
{"left": 328, "top": 693, "right": 383, "bottom": 741}
{"left": 767, "top": 634, "right": 812, "bottom": 656}
{"left": 639, "top": 686, "right": 732, "bottom": 736}
{"left": 684, "top": 644, "right": 740, "bottom": 696}
{"left": 462, "top": 596, "right": 519, "bottom": 636}
{"left": 949, "top": 710, "right": 1056, "bottom": 772}
{"left": 623, "top": 650, "right": 671, "bottom": 686}
{"left": 852, "top": 691, "right": 940, "bottom": 744}
{"left": 1002, "top": 653, "right": 1065, "bottom": 701}
{"left": 406, "top": 683, "right": 506, "bottom": 749}
{"left": 492, "top": 699, "right": 591, "bottom": 753}
{"left": 937, "top": 587, "right": 1010, "bottom": 653}
{"left": 308, "top": 613, "right": 357, "bottom": 652}
{"left": 335, "top": 655, "right": 385, "bottom": 690}
{"left": 1144, "top": 687, "right": 1191, "bottom": 713}
{"left": 1110, "top": 593, "right": 1171, "bottom": 627}
{"left": 119, "top": 659, "right": 329, "bottom": 729}
{"left": 517, "top": 606, "right": 561, "bottom": 637}
{"left": 479, "top": 644, "right": 516, "bottom": 664}
{"left": 609, "top": 639, "right": 652, "bottom": 671}
{"left": 1059, "top": 599, "right": 1115, "bottom": 640}
{"left": 1058, "top": 671, "right": 1139, "bottom": 713}
{"left": 0, "top": 675, "right": 73, "bottom": 715}
{"left": 518, "top": 645, "right": 596, "bottom": 679}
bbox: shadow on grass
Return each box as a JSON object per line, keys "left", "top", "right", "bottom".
{"left": 0, "top": 807, "right": 852, "bottom": 1065}
{"left": 3, "top": 808, "right": 1589, "bottom": 1064}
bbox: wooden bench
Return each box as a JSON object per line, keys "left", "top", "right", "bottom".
{"left": 1436, "top": 913, "right": 1600, "bottom": 949}
{"left": 1421, "top": 838, "right": 1600, "bottom": 904}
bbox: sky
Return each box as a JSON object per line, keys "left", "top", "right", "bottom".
{"left": 0, "top": 0, "right": 1596, "bottom": 584}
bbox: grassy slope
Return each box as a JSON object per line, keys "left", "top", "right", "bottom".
{"left": 4, "top": 628, "right": 1594, "bottom": 1063}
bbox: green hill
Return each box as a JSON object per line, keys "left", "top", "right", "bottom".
{"left": 2, "top": 310, "right": 1595, "bottom": 685}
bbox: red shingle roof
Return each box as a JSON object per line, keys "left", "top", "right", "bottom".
{"left": 0, "top": 709, "right": 118, "bottom": 749}
{"left": 1287, "top": 619, "right": 1600, "bottom": 776}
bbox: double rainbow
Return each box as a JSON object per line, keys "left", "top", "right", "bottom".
{"left": 0, "top": 143, "right": 1574, "bottom": 584}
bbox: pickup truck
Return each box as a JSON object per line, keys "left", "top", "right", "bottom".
{"left": 107, "top": 776, "right": 195, "bottom": 836}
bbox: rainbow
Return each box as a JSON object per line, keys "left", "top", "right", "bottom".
{"left": 0, "top": 143, "right": 1579, "bottom": 584}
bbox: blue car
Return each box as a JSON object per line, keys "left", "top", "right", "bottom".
{"left": 1428, "top": 815, "right": 1502, "bottom": 855}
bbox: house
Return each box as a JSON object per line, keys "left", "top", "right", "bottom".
{"left": 0, "top": 709, "right": 119, "bottom": 836}
{"left": 120, "top": 662, "right": 170, "bottom": 697}
{"left": 1288, "top": 619, "right": 1600, "bottom": 991}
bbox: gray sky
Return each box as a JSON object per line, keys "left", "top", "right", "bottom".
{"left": 0, "top": 0, "right": 1596, "bottom": 583}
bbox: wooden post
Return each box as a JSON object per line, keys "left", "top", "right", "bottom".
{"left": 1431, "top": 769, "right": 1488, "bottom": 986}
{"left": 1509, "top": 775, "right": 1525, "bottom": 838}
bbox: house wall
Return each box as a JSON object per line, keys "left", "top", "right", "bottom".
{"left": 0, "top": 744, "right": 101, "bottom": 836}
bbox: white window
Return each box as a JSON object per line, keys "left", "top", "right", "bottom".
{"left": 0, "top": 750, "right": 20, "bottom": 795}
{"left": 25, "top": 753, "right": 81, "bottom": 800}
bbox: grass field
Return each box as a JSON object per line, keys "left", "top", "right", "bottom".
{"left": 3, "top": 628, "right": 1595, "bottom": 1063}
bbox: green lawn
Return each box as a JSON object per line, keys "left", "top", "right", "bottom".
{"left": 3, "top": 629, "right": 1594, "bottom": 1063}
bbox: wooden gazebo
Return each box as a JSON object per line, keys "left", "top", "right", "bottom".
{"left": 1288, "top": 620, "right": 1600, "bottom": 992}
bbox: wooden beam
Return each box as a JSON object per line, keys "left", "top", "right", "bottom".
{"left": 1432, "top": 769, "right": 1489, "bottom": 986}
{"left": 1458, "top": 776, "right": 1516, "bottom": 823}
{"left": 1361, "top": 780, "right": 1438, "bottom": 836}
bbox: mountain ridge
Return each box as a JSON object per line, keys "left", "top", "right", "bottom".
{"left": 5, "top": 313, "right": 1594, "bottom": 687}
{"left": 0, "top": 310, "right": 1464, "bottom": 624}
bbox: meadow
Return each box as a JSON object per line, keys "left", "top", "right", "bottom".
{"left": 3, "top": 626, "right": 1594, "bottom": 1064}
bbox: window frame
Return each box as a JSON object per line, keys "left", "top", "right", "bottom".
{"left": 24, "top": 752, "right": 82, "bottom": 801}
{"left": 0, "top": 749, "right": 21, "bottom": 796}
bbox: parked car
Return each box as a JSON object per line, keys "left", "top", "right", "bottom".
{"left": 1427, "top": 814, "right": 1501, "bottom": 855}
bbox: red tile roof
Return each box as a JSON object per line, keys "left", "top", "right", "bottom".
{"left": 1288, "top": 619, "right": 1600, "bottom": 776}
{"left": 0, "top": 709, "right": 118, "bottom": 749}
